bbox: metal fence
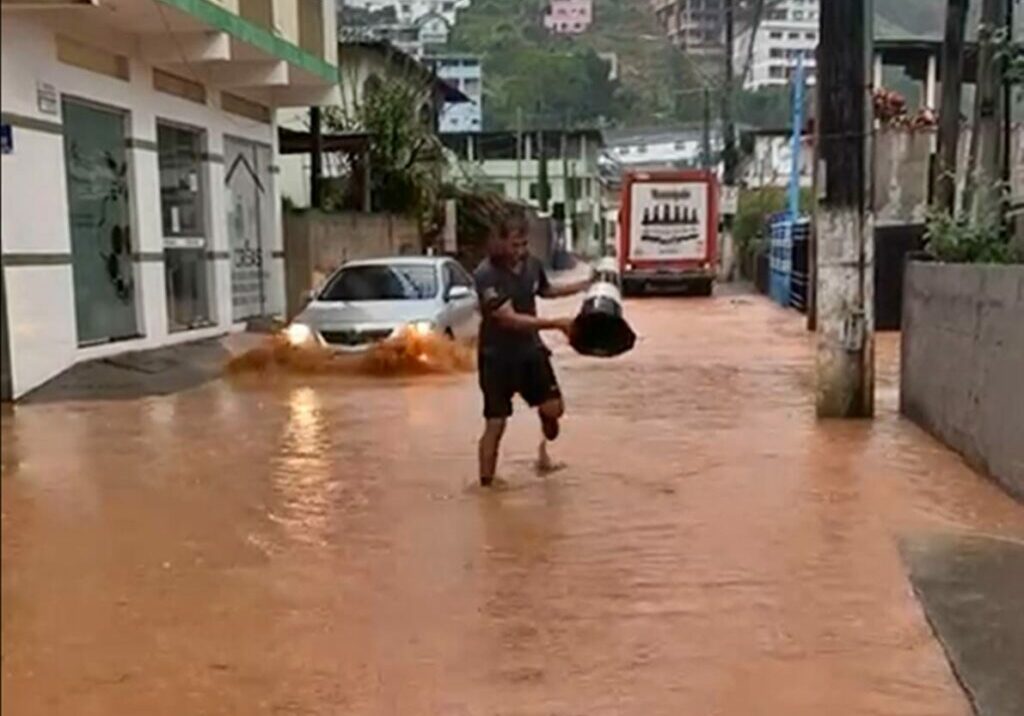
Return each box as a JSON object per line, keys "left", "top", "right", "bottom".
{"left": 768, "top": 214, "right": 810, "bottom": 312}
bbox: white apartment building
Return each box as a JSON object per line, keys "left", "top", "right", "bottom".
{"left": 343, "top": 0, "right": 470, "bottom": 26}
{"left": 1, "top": 0, "right": 338, "bottom": 400}
{"left": 605, "top": 129, "right": 723, "bottom": 170}
{"left": 740, "top": 129, "right": 814, "bottom": 189}
{"left": 735, "top": 0, "right": 819, "bottom": 90}
{"left": 652, "top": 0, "right": 725, "bottom": 56}
{"left": 429, "top": 55, "right": 482, "bottom": 133}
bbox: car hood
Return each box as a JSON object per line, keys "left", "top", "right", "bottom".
{"left": 296, "top": 299, "right": 437, "bottom": 328}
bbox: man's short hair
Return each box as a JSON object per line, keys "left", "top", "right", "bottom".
{"left": 499, "top": 205, "right": 529, "bottom": 239}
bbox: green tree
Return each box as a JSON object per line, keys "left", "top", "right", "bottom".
{"left": 324, "top": 79, "right": 445, "bottom": 228}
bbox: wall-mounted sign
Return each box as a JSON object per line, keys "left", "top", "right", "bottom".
{"left": 37, "top": 82, "right": 58, "bottom": 116}
{"left": 164, "top": 236, "right": 206, "bottom": 250}
{"left": 1, "top": 124, "right": 12, "bottom": 155}
{"left": 720, "top": 185, "right": 739, "bottom": 216}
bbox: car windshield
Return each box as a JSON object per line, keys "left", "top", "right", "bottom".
{"left": 319, "top": 264, "right": 438, "bottom": 302}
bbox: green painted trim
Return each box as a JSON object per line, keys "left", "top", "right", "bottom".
{"left": 200, "top": 151, "right": 224, "bottom": 164}
{"left": 2, "top": 253, "right": 71, "bottom": 266}
{"left": 156, "top": 0, "right": 338, "bottom": 84}
{"left": 1, "top": 112, "right": 63, "bottom": 136}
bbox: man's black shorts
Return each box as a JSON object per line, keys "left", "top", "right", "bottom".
{"left": 478, "top": 351, "right": 562, "bottom": 419}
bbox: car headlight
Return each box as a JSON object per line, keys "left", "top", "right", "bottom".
{"left": 284, "top": 322, "right": 313, "bottom": 346}
{"left": 408, "top": 320, "right": 435, "bottom": 337}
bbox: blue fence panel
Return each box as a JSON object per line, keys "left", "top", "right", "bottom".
{"left": 768, "top": 214, "right": 810, "bottom": 309}
{"left": 768, "top": 213, "right": 791, "bottom": 306}
{"left": 789, "top": 220, "right": 810, "bottom": 313}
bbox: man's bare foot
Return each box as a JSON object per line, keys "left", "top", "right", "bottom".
{"left": 480, "top": 475, "right": 510, "bottom": 489}
{"left": 535, "top": 441, "right": 566, "bottom": 475}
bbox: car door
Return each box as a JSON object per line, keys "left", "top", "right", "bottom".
{"left": 442, "top": 261, "right": 479, "bottom": 339}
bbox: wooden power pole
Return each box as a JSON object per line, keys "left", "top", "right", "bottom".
{"left": 936, "top": 0, "right": 969, "bottom": 214}
{"left": 965, "top": 0, "right": 1008, "bottom": 221}
{"left": 720, "top": 0, "right": 738, "bottom": 281}
{"left": 815, "top": 0, "right": 875, "bottom": 418}
{"left": 309, "top": 106, "right": 323, "bottom": 210}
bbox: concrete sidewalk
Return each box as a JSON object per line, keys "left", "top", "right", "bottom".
{"left": 903, "top": 534, "right": 1024, "bottom": 716}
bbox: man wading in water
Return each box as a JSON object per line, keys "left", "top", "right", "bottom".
{"left": 474, "top": 206, "right": 593, "bottom": 488}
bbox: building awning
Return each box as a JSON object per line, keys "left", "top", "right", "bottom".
{"left": 278, "top": 127, "right": 372, "bottom": 156}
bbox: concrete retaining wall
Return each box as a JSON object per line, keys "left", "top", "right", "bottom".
{"left": 901, "top": 262, "right": 1024, "bottom": 499}
{"left": 283, "top": 211, "right": 421, "bottom": 318}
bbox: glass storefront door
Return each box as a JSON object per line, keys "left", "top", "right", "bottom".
{"left": 62, "top": 99, "right": 139, "bottom": 345}
{"left": 158, "top": 122, "right": 213, "bottom": 331}
{"left": 224, "top": 137, "right": 272, "bottom": 322}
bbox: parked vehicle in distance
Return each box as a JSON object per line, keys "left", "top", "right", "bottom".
{"left": 618, "top": 169, "right": 719, "bottom": 296}
{"left": 286, "top": 257, "right": 479, "bottom": 351}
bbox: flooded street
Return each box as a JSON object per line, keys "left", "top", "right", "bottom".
{"left": 3, "top": 294, "right": 1023, "bottom": 716}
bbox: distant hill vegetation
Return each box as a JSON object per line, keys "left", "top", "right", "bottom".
{"left": 444, "top": 0, "right": 986, "bottom": 132}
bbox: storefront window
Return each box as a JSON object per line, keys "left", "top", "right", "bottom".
{"left": 158, "top": 123, "right": 204, "bottom": 236}
{"left": 157, "top": 122, "right": 213, "bottom": 331}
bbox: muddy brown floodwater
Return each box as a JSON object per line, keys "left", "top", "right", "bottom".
{"left": 3, "top": 294, "right": 1024, "bottom": 716}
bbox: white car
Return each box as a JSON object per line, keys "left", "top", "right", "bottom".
{"left": 287, "top": 256, "right": 480, "bottom": 351}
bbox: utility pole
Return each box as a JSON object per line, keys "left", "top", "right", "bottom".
{"left": 702, "top": 86, "right": 712, "bottom": 169}
{"left": 936, "top": 0, "right": 969, "bottom": 214}
{"left": 720, "top": 0, "right": 738, "bottom": 281}
{"left": 309, "top": 106, "right": 323, "bottom": 210}
{"left": 561, "top": 126, "right": 574, "bottom": 253}
{"left": 815, "top": 0, "right": 875, "bottom": 419}
{"left": 1003, "top": 0, "right": 1015, "bottom": 186}
{"left": 965, "top": 0, "right": 1008, "bottom": 221}
{"left": 537, "top": 128, "right": 550, "bottom": 213}
{"left": 516, "top": 106, "right": 524, "bottom": 201}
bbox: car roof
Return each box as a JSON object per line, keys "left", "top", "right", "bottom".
{"left": 342, "top": 256, "right": 452, "bottom": 269}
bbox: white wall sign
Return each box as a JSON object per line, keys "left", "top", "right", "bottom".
{"left": 164, "top": 236, "right": 206, "bottom": 250}
{"left": 720, "top": 185, "right": 739, "bottom": 216}
{"left": 36, "top": 82, "right": 58, "bottom": 115}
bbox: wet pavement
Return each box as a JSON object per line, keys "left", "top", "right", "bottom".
{"left": 3, "top": 293, "right": 1023, "bottom": 716}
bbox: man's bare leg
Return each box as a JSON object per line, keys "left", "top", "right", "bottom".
{"left": 536, "top": 398, "right": 566, "bottom": 474}
{"left": 479, "top": 418, "right": 507, "bottom": 487}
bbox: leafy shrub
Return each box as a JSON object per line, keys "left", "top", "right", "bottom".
{"left": 925, "top": 208, "right": 1022, "bottom": 264}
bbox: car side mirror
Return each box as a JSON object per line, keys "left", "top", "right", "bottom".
{"left": 446, "top": 285, "right": 472, "bottom": 302}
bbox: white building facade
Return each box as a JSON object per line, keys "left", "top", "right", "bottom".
{"left": 0, "top": 0, "right": 338, "bottom": 400}
{"left": 431, "top": 55, "right": 482, "bottom": 133}
{"left": 741, "top": 131, "right": 814, "bottom": 189}
{"left": 344, "top": 0, "right": 471, "bottom": 26}
{"left": 735, "top": 0, "right": 819, "bottom": 90}
{"left": 443, "top": 130, "right": 604, "bottom": 255}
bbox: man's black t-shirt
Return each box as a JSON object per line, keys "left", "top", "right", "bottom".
{"left": 474, "top": 256, "right": 551, "bottom": 360}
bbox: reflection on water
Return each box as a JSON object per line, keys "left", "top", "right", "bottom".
{"left": 269, "top": 387, "right": 337, "bottom": 546}
{"left": 1, "top": 296, "right": 1022, "bottom": 716}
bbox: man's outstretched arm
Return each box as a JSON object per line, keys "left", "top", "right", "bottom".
{"left": 539, "top": 267, "right": 595, "bottom": 299}
{"left": 491, "top": 301, "right": 573, "bottom": 335}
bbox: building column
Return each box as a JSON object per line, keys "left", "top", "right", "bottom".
{"left": 203, "top": 128, "right": 233, "bottom": 330}
{"left": 925, "top": 52, "right": 938, "bottom": 109}
{"left": 125, "top": 79, "right": 168, "bottom": 343}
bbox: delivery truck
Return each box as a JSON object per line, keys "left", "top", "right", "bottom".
{"left": 617, "top": 169, "right": 719, "bottom": 296}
